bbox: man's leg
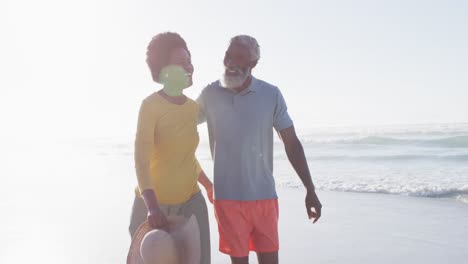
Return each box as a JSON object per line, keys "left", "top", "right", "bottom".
{"left": 257, "top": 252, "right": 278, "bottom": 264}
{"left": 128, "top": 195, "right": 148, "bottom": 237}
{"left": 214, "top": 200, "right": 251, "bottom": 263}
{"left": 231, "top": 256, "right": 249, "bottom": 264}
{"left": 251, "top": 200, "right": 280, "bottom": 264}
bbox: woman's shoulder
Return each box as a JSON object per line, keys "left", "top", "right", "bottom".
{"left": 138, "top": 92, "right": 166, "bottom": 117}
{"left": 143, "top": 92, "right": 163, "bottom": 104}
{"left": 186, "top": 96, "right": 199, "bottom": 109}
{"left": 141, "top": 92, "right": 167, "bottom": 109}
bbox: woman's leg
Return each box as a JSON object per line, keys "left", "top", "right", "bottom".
{"left": 128, "top": 195, "right": 148, "bottom": 237}
{"left": 180, "top": 192, "right": 211, "bottom": 264}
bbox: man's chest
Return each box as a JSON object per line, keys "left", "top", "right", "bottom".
{"left": 206, "top": 93, "right": 276, "bottom": 141}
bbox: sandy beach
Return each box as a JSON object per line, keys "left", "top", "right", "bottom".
{"left": 210, "top": 188, "right": 468, "bottom": 264}
{"left": 3, "top": 171, "right": 468, "bottom": 264}
{"left": 1, "top": 136, "right": 467, "bottom": 263}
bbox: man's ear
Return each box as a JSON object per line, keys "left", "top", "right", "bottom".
{"left": 250, "top": 60, "right": 258, "bottom": 69}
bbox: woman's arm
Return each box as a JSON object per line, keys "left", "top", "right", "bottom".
{"left": 141, "top": 189, "right": 167, "bottom": 227}
{"left": 134, "top": 98, "right": 167, "bottom": 227}
{"left": 196, "top": 160, "right": 214, "bottom": 204}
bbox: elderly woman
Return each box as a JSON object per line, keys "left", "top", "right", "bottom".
{"left": 129, "top": 32, "right": 213, "bottom": 264}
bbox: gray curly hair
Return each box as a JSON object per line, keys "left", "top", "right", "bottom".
{"left": 229, "top": 35, "right": 260, "bottom": 62}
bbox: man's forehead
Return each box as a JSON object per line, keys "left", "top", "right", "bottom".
{"left": 226, "top": 42, "right": 249, "bottom": 54}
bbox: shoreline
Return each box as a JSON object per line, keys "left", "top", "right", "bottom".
{"left": 209, "top": 188, "right": 468, "bottom": 264}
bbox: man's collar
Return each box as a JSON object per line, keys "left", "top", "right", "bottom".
{"left": 247, "top": 76, "right": 258, "bottom": 92}
{"left": 238, "top": 76, "right": 258, "bottom": 95}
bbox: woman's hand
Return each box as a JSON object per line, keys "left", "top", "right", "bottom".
{"left": 147, "top": 206, "right": 168, "bottom": 228}
{"left": 141, "top": 189, "right": 167, "bottom": 228}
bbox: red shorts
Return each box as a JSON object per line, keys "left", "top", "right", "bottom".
{"left": 214, "top": 199, "right": 279, "bottom": 257}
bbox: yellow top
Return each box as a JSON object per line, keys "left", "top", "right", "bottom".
{"left": 134, "top": 92, "right": 201, "bottom": 205}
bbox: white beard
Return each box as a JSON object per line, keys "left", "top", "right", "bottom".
{"left": 220, "top": 68, "right": 250, "bottom": 89}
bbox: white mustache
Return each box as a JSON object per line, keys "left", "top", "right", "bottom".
{"left": 220, "top": 67, "right": 250, "bottom": 89}
{"left": 226, "top": 68, "right": 243, "bottom": 74}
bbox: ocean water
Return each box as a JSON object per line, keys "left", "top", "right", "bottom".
{"left": 273, "top": 123, "right": 468, "bottom": 204}
{"left": 197, "top": 123, "right": 468, "bottom": 204}
{"left": 1, "top": 123, "right": 467, "bottom": 263}
{"left": 89, "top": 122, "right": 468, "bottom": 204}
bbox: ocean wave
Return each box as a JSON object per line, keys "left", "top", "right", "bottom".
{"left": 456, "top": 194, "right": 468, "bottom": 204}
{"left": 302, "top": 135, "right": 468, "bottom": 148}
{"left": 328, "top": 186, "right": 468, "bottom": 199}
{"left": 297, "top": 123, "right": 468, "bottom": 138}
{"left": 280, "top": 181, "right": 468, "bottom": 204}
{"left": 305, "top": 154, "right": 468, "bottom": 162}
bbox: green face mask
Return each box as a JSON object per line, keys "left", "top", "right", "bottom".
{"left": 159, "top": 65, "right": 190, "bottom": 96}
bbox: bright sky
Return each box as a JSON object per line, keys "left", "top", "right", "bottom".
{"left": 1, "top": 0, "right": 467, "bottom": 140}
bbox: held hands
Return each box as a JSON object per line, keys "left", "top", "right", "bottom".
{"left": 147, "top": 206, "right": 168, "bottom": 228}
{"left": 305, "top": 189, "right": 322, "bottom": 223}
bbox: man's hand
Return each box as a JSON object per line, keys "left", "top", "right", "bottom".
{"left": 279, "top": 126, "right": 322, "bottom": 223}
{"left": 305, "top": 189, "right": 322, "bottom": 223}
{"left": 147, "top": 206, "right": 168, "bottom": 228}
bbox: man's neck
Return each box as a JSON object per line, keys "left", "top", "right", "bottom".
{"left": 234, "top": 75, "right": 253, "bottom": 93}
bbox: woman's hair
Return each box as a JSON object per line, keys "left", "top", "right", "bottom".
{"left": 146, "top": 32, "right": 190, "bottom": 83}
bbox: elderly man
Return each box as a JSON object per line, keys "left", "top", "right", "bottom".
{"left": 197, "top": 35, "right": 322, "bottom": 264}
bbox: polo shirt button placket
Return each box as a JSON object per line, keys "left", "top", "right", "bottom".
{"left": 233, "top": 94, "right": 238, "bottom": 109}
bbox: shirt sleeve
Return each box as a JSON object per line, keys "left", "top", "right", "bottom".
{"left": 195, "top": 158, "right": 202, "bottom": 176}
{"left": 273, "top": 87, "right": 294, "bottom": 132}
{"left": 134, "top": 98, "right": 158, "bottom": 192}
{"left": 196, "top": 90, "right": 207, "bottom": 124}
